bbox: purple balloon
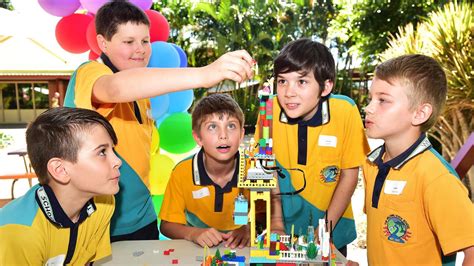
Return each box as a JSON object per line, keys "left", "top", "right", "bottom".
{"left": 38, "top": 0, "right": 81, "bottom": 17}
{"left": 130, "top": 0, "right": 153, "bottom": 10}
{"left": 80, "top": 0, "right": 110, "bottom": 14}
{"left": 170, "top": 43, "right": 188, "bottom": 67}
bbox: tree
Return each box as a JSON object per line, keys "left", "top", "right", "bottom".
{"left": 380, "top": 1, "right": 474, "bottom": 199}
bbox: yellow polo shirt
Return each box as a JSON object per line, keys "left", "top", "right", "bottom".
{"left": 363, "top": 135, "right": 474, "bottom": 265}
{"left": 160, "top": 149, "right": 249, "bottom": 231}
{"left": 0, "top": 185, "right": 114, "bottom": 265}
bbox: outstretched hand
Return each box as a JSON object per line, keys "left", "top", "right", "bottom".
{"left": 202, "top": 50, "right": 255, "bottom": 88}
{"left": 222, "top": 225, "right": 250, "bottom": 249}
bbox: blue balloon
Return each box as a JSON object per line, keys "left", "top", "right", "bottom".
{"left": 148, "top": 41, "right": 180, "bottom": 68}
{"left": 167, "top": 90, "right": 194, "bottom": 113}
{"left": 170, "top": 43, "right": 188, "bottom": 67}
{"left": 150, "top": 94, "right": 170, "bottom": 120}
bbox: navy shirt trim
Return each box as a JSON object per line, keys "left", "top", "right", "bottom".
{"left": 191, "top": 149, "right": 240, "bottom": 212}
{"left": 368, "top": 133, "right": 431, "bottom": 208}
{"left": 279, "top": 96, "right": 330, "bottom": 165}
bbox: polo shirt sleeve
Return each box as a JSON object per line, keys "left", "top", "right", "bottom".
{"left": 89, "top": 195, "right": 115, "bottom": 262}
{"left": 340, "top": 103, "right": 370, "bottom": 169}
{"left": 0, "top": 224, "right": 44, "bottom": 265}
{"left": 159, "top": 166, "right": 187, "bottom": 225}
{"left": 74, "top": 62, "right": 116, "bottom": 117}
{"left": 424, "top": 173, "right": 474, "bottom": 255}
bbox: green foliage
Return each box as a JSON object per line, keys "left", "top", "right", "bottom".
{"left": 0, "top": 131, "right": 13, "bottom": 149}
{"left": 330, "top": 0, "right": 448, "bottom": 71}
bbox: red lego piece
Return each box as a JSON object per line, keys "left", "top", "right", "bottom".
{"left": 171, "top": 259, "right": 178, "bottom": 264}
{"left": 164, "top": 250, "right": 170, "bottom": 255}
{"left": 169, "top": 249, "right": 175, "bottom": 252}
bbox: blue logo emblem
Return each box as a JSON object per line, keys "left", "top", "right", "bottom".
{"left": 384, "top": 214, "right": 411, "bottom": 243}
{"left": 320, "top": 166, "right": 339, "bottom": 183}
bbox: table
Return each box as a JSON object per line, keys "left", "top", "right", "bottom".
{"left": 1, "top": 149, "right": 35, "bottom": 199}
{"left": 95, "top": 239, "right": 347, "bottom": 265}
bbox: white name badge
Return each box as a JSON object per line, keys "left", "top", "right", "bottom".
{"left": 192, "top": 187, "right": 210, "bottom": 199}
{"left": 384, "top": 180, "right": 407, "bottom": 195}
{"left": 318, "top": 135, "right": 337, "bottom": 147}
{"left": 45, "top": 254, "right": 65, "bottom": 266}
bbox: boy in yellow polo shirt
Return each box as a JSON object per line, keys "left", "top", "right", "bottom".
{"left": 363, "top": 54, "right": 474, "bottom": 265}
{"left": 0, "top": 107, "right": 120, "bottom": 265}
{"left": 261, "top": 38, "right": 370, "bottom": 256}
{"left": 64, "top": 0, "right": 254, "bottom": 242}
{"left": 160, "top": 94, "right": 250, "bottom": 249}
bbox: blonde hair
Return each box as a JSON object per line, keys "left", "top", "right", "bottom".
{"left": 375, "top": 54, "right": 447, "bottom": 132}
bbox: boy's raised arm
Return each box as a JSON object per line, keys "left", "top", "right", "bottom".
{"left": 92, "top": 50, "right": 254, "bottom": 104}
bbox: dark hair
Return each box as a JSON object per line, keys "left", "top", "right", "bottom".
{"left": 375, "top": 54, "right": 447, "bottom": 132}
{"left": 192, "top": 94, "right": 244, "bottom": 133}
{"left": 26, "top": 107, "right": 118, "bottom": 185}
{"left": 95, "top": 0, "right": 150, "bottom": 41}
{"left": 274, "top": 38, "right": 336, "bottom": 91}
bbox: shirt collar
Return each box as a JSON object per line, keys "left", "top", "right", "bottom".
{"left": 99, "top": 53, "right": 119, "bottom": 73}
{"left": 192, "top": 148, "right": 239, "bottom": 192}
{"left": 368, "top": 133, "right": 431, "bottom": 170}
{"left": 279, "top": 95, "right": 330, "bottom": 127}
{"left": 35, "top": 185, "right": 96, "bottom": 228}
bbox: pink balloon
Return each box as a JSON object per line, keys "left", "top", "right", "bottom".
{"left": 38, "top": 0, "right": 81, "bottom": 17}
{"left": 55, "top": 14, "right": 93, "bottom": 54}
{"left": 80, "top": 0, "right": 110, "bottom": 14}
{"left": 86, "top": 18, "right": 101, "bottom": 55}
{"left": 130, "top": 0, "right": 153, "bottom": 10}
{"left": 144, "top": 10, "right": 170, "bottom": 42}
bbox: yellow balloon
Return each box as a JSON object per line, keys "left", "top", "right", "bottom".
{"left": 149, "top": 153, "right": 174, "bottom": 195}
{"left": 150, "top": 126, "right": 160, "bottom": 156}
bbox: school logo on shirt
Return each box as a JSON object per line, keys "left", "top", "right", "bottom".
{"left": 384, "top": 214, "right": 411, "bottom": 243}
{"left": 320, "top": 166, "right": 339, "bottom": 183}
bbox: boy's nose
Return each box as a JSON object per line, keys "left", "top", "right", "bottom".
{"left": 284, "top": 85, "right": 297, "bottom": 97}
{"left": 113, "top": 155, "right": 122, "bottom": 169}
{"left": 364, "top": 101, "right": 374, "bottom": 114}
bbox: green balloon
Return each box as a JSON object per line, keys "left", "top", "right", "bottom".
{"left": 158, "top": 112, "right": 196, "bottom": 154}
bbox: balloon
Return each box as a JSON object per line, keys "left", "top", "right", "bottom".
{"left": 88, "top": 50, "right": 100, "bottom": 60}
{"left": 38, "top": 0, "right": 81, "bottom": 17}
{"left": 155, "top": 113, "right": 169, "bottom": 127}
{"left": 144, "top": 10, "right": 170, "bottom": 42}
{"left": 148, "top": 41, "right": 180, "bottom": 68}
{"left": 86, "top": 18, "right": 101, "bottom": 55}
{"left": 55, "top": 14, "right": 93, "bottom": 53}
{"left": 149, "top": 153, "right": 175, "bottom": 195}
{"left": 130, "top": 0, "right": 153, "bottom": 10}
{"left": 158, "top": 113, "right": 196, "bottom": 154}
{"left": 167, "top": 90, "right": 194, "bottom": 113}
{"left": 170, "top": 43, "right": 188, "bottom": 67}
{"left": 80, "top": 0, "right": 109, "bottom": 14}
{"left": 150, "top": 126, "right": 160, "bottom": 156}
{"left": 150, "top": 94, "right": 169, "bottom": 120}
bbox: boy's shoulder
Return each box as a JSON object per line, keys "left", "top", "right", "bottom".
{"left": 416, "top": 147, "right": 459, "bottom": 180}
{"left": 329, "top": 94, "right": 357, "bottom": 107}
{"left": 0, "top": 185, "right": 40, "bottom": 227}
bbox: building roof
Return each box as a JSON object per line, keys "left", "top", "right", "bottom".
{"left": 0, "top": 7, "right": 88, "bottom": 77}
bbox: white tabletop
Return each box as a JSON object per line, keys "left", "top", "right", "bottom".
{"left": 95, "top": 239, "right": 347, "bottom": 265}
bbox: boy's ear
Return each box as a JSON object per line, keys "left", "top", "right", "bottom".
{"left": 321, "top": 80, "right": 333, "bottom": 97}
{"left": 46, "top": 158, "right": 70, "bottom": 184}
{"left": 97, "top": 34, "right": 107, "bottom": 52}
{"left": 412, "top": 103, "right": 433, "bottom": 126}
{"left": 192, "top": 130, "right": 203, "bottom": 147}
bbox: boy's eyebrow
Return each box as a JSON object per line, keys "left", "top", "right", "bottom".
{"left": 93, "top": 143, "right": 110, "bottom": 150}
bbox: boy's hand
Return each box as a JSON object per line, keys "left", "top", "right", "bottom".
{"left": 202, "top": 50, "right": 255, "bottom": 87}
{"left": 188, "top": 227, "right": 225, "bottom": 247}
{"left": 222, "top": 225, "right": 250, "bottom": 249}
